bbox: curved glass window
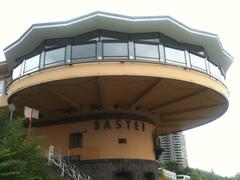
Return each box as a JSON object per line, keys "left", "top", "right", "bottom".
{"left": 72, "top": 43, "right": 96, "bottom": 60}
{"left": 209, "top": 61, "right": 221, "bottom": 79}
{"left": 12, "top": 62, "right": 22, "bottom": 80}
{"left": 103, "top": 42, "right": 128, "bottom": 59}
{"left": 0, "top": 79, "right": 4, "bottom": 96}
{"left": 10, "top": 30, "right": 225, "bottom": 83}
{"left": 44, "top": 47, "right": 65, "bottom": 67}
{"left": 189, "top": 53, "right": 206, "bottom": 72}
{"left": 135, "top": 43, "right": 159, "bottom": 61}
{"left": 165, "top": 47, "right": 186, "bottom": 65}
{"left": 24, "top": 54, "right": 40, "bottom": 74}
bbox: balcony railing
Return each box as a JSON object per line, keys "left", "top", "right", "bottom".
{"left": 12, "top": 41, "right": 225, "bottom": 83}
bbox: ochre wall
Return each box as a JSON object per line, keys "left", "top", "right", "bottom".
{"left": 8, "top": 62, "right": 229, "bottom": 98}
{"left": 0, "top": 96, "right": 8, "bottom": 107}
{"left": 33, "top": 119, "right": 156, "bottom": 160}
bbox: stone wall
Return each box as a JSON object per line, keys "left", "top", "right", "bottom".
{"left": 79, "top": 159, "right": 159, "bottom": 180}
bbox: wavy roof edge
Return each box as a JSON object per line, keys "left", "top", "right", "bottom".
{"left": 4, "top": 11, "right": 233, "bottom": 72}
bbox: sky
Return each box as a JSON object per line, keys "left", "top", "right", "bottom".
{"left": 0, "top": 0, "right": 239, "bottom": 177}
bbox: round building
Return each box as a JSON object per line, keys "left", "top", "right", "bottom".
{"left": 1, "top": 12, "right": 233, "bottom": 180}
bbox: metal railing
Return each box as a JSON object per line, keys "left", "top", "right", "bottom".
{"left": 48, "top": 146, "right": 92, "bottom": 180}
{"left": 12, "top": 41, "right": 225, "bottom": 83}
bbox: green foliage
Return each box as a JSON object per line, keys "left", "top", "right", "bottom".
{"left": 0, "top": 148, "right": 20, "bottom": 177}
{"left": 0, "top": 108, "right": 56, "bottom": 180}
{"left": 161, "top": 160, "right": 234, "bottom": 180}
{"left": 161, "top": 161, "right": 185, "bottom": 175}
{"left": 233, "top": 173, "right": 240, "bottom": 180}
{"left": 159, "top": 168, "right": 170, "bottom": 180}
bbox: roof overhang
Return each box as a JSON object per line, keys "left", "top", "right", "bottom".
{"left": 4, "top": 11, "right": 233, "bottom": 73}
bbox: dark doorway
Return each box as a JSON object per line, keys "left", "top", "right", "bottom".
{"left": 115, "top": 172, "right": 132, "bottom": 180}
{"left": 144, "top": 172, "right": 155, "bottom": 180}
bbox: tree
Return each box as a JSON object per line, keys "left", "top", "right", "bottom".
{"left": 234, "top": 172, "right": 240, "bottom": 180}
{"left": 161, "top": 160, "right": 234, "bottom": 180}
{"left": 0, "top": 108, "right": 56, "bottom": 180}
{"left": 0, "top": 148, "right": 20, "bottom": 178}
{"left": 162, "top": 161, "right": 185, "bottom": 174}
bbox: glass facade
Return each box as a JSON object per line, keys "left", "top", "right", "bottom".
{"left": 189, "top": 53, "right": 207, "bottom": 72}
{"left": 103, "top": 42, "right": 128, "bottom": 58}
{"left": 209, "top": 61, "right": 221, "bottom": 78}
{"left": 165, "top": 47, "right": 186, "bottom": 65}
{"left": 135, "top": 43, "right": 159, "bottom": 61}
{"left": 12, "top": 62, "right": 22, "bottom": 79}
{"left": 11, "top": 30, "right": 225, "bottom": 82}
{"left": 45, "top": 47, "right": 65, "bottom": 67}
{"left": 24, "top": 54, "right": 40, "bottom": 74}
{"left": 72, "top": 43, "right": 96, "bottom": 60}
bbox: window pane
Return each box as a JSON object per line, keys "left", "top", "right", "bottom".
{"left": 72, "top": 43, "right": 96, "bottom": 60}
{"left": 24, "top": 54, "right": 40, "bottom": 74}
{"left": 45, "top": 47, "right": 65, "bottom": 66}
{"left": 209, "top": 62, "right": 221, "bottom": 78}
{"left": 135, "top": 43, "right": 159, "bottom": 60}
{"left": 100, "top": 30, "right": 128, "bottom": 41}
{"left": 189, "top": 53, "right": 206, "bottom": 71}
{"left": 165, "top": 47, "right": 185, "bottom": 65}
{"left": 130, "top": 33, "right": 159, "bottom": 43}
{"left": 12, "top": 63, "right": 22, "bottom": 79}
{"left": 0, "top": 80, "right": 4, "bottom": 96}
{"left": 69, "top": 133, "right": 82, "bottom": 148}
{"left": 103, "top": 42, "right": 128, "bottom": 58}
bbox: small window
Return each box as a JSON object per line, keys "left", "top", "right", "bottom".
{"left": 118, "top": 138, "right": 127, "bottom": 144}
{"left": 45, "top": 47, "right": 65, "bottom": 67}
{"left": 69, "top": 133, "right": 82, "bottom": 148}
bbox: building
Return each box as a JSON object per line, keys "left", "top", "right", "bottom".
{"left": 0, "top": 12, "right": 233, "bottom": 180}
{"left": 160, "top": 132, "right": 188, "bottom": 167}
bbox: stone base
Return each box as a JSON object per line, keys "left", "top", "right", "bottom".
{"left": 78, "top": 159, "right": 159, "bottom": 180}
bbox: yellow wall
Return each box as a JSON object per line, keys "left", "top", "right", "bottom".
{"left": 34, "top": 119, "right": 156, "bottom": 160}
{"left": 7, "top": 62, "right": 229, "bottom": 99}
{"left": 0, "top": 96, "right": 8, "bottom": 107}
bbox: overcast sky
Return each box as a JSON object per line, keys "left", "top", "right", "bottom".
{"left": 0, "top": 0, "right": 239, "bottom": 177}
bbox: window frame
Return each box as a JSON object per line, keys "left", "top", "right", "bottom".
{"left": 23, "top": 54, "right": 41, "bottom": 74}
{"left": 69, "top": 133, "right": 83, "bottom": 149}
{"left": 102, "top": 40, "right": 129, "bottom": 59}
{"left": 134, "top": 41, "right": 160, "bottom": 61}
{"left": 44, "top": 46, "right": 66, "bottom": 68}
{"left": 164, "top": 46, "right": 186, "bottom": 66}
{"left": 71, "top": 41, "right": 97, "bottom": 61}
